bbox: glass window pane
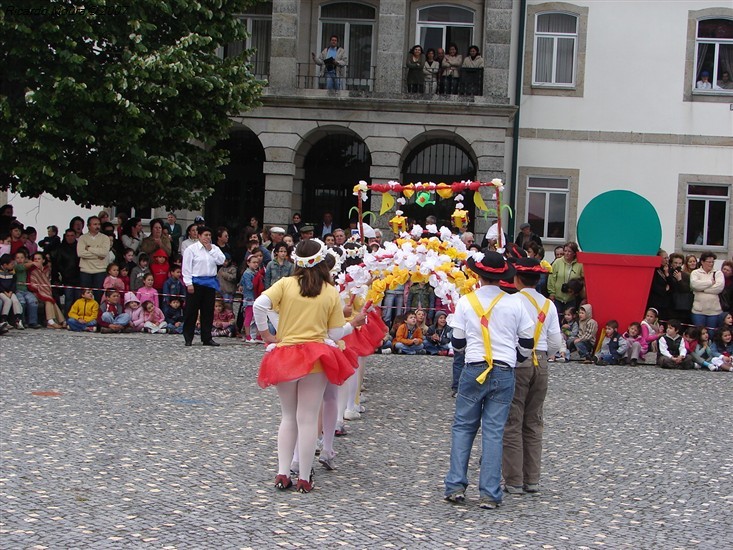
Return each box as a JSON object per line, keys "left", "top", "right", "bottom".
{"left": 418, "top": 7, "right": 474, "bottom": 24}
{"left": 446, "top": 26, "right": 473, "bottom": 57}
{"left": 528, "top": 177, "right": 568, "bottom": 189}
{"left": 537, "top": 13, "right": 577, "bottom": 34}
{"left": 689, "top": 185, "right": 729, "bottom": 197}
{"left": 707, "top": 200, "right": 727, "bottom": 246}
{"left": 555, "top": 37, "right": 575, "bottom": 84}
{"left": 547, "top": 193, "right": 567, "bottom": 239}
{"left": 251, "top": 19, "right": 271, "bottom": 76}
{"left": 686, "top": 199, "right": 706, "bottom": 245}
{"left": 697, "top": 18, "right": 733, "bottom": 39}
{"left": 535, "top": 37, "right": 553, "bottom": 83}
{"left": 321, "top": 23, "right": 345, "bottom": 49}
{"left": 528, "top": 192, "right": 547, "bottom": 237}
{"left": 322, "top": 3, "right": 375, "bottom": 20}
{"left": 717, "top": 45, "right": 733, "bottom": 89}
{"left": 420, "top": 27, "right": 444, "bottom": 52}
{"left": 348, "top": 24, "right": 373, "bottom": 80}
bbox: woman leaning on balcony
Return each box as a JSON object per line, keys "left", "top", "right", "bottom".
{"left": 406, "top": 45, "right": 425, "bottom": 93}
{"left": 441, "top": 43, "right": 462, "bottom": 95}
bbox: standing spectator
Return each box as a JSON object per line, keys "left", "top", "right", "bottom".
{"left": 182, "top": 226, "right": 225, "bottom": 346}
{"left": 719, "top": 260, "right": 733, "bottom": 317}
{"left": 121, "top": 217, "right": 143, "bottom": 256}
{"left": 514, "top": 223, "right": 543, "bottom": 250}
{"left": 140, "top": 219, "right": 172, "bottom": 258}
{"left": 315, "top": 212, "right": 335, "bottom": 240}
{"left": 77, "top": 216, "right": 110, "bottom": 301}
{"left": 69, "top": 216, "right": 85, "bottom": 238}
{"left": 54, "top": 228, "right": 81, "bottom": 314}
{"left": 696, "top": 70, "right": 712, "bottom": 89}
{"left": 406, "top": 45, "right": 425, "bottom": 93}
{"left": 179, "top": 223, "right": 199, "bottom": 256}
{"left": 668, "top": 252, "right": 693, "bottom": 323}
{"left": 264, "top": 243, "right": 294, "bottom": 289}
{"left": 441, "top": 43, "right": 462, "bottom": 94}
{"left": 435, "top": 47, "right": 446, "bottom": 93}
{"left": 9, "top": 221, "right": 24, "bottom": 256}
{"left": 21, "top": 227, "right": 39, "bottom": 255}
{"left": 0, "top": 204, "right": 15, "bottom": 234}
{"left": 287, "top": 213, "right": 303, "bottom": 243}
{"left": 267, "top": 226, "right": 286, "bottom": 252}
{"left": 423, "top": 48, "right": 440, "bottom": 94}
{"left": 683, "top": 254, "right": 698, "bottom": 274}
{"left": 165, "top": 213, "right": 183, "bottom": 253}
{"left": 547, "top": 242, "right": 584, "bottom": 314}
{"left": 647, "top": 249, "right": 673, "bottom": 322}
{"left": 312, "top": 35, "right": 348, "bottom": 91}
{"left": 444, "top": 251, "right": 535, "bottom": 509}
{"left": 39, "top": 225, "right": 61, "bottom": 255}
{"left": 690, "top": 251, "right": 724, "bottom": 330}
{"left": 216, "top": 226, "right": 232, "bottom": 257}
{"left": 461, "top": 45, "right": 484, "bottom": 95}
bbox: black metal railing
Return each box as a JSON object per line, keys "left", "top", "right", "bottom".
{"left": 403, "top": 67, "right": 484, "bottom": 96}
{"left": 247, "top": 60, "right": 270, "bottom": 82}
{"left": 296, "top": 63, "right": 376, "bottom": 91}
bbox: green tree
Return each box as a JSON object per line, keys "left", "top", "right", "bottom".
{"left": 0, "top": 0, "right": 264, "bottom": 210}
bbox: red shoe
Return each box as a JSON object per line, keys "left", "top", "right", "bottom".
{"left": 295, "top": 479, "right": 313, "bottom": 493}
{"left": 274, "top": 474, "right": 292, "bottom": 490}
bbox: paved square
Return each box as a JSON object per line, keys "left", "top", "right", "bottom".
{"left": 1, "top": 331, "right": 731, "bottom": 548}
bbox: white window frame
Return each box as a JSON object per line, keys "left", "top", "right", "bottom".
{"left": 693, "top": 18, "right": 733, "bottom": 95}
{"left": 415, "top": 6, "right": 475, "bottom": 53}
{"left": 684, "top": 183, "right": 730, "bottom": 250}
{"left": 525, "top": 176, "right": 570, "bottom": 244}
{"left": 532, "top": 12, "right": 578, "bottom": 87}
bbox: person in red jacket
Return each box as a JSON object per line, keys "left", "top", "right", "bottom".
{"left": 150, "top": 248, "right": 170, "bottom": 291}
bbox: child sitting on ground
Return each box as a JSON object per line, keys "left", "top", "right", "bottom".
{"left": 424, "top": 311, "right": 453, "bottom": 356}
{"left": 555, "top": 306, "right": 579, "bottom": 362}
{"left": 689, "top": 326, "right": 714, "bottom": 370}
{"left": 710, "top": 326, "right": 733, "bottom": 372}
{"left": 415, "top": 308, "right": 429, "bottom": 334}
{"left": 212, "top": 299, "right": 236, "bottom": 338}
{"left": 97, "top": 290, "right": 130, "bottom": 333}
{"left": 163, "top": 296, "right": 184, "bottom": 334}
{"left": 0, "top": 253, "right": 25, "bottom": 329}
{"left": 595, "top": 319, "right": 627, "bottom": 365}
{"left": 123, "top": 292, "right": 144, "bottom": 332}
{"left": 657, "top": 319, "right": 693, "bottom": 370}
{"left": 140, "top": 300, "right": 167, "bottom": 333}
{"left": 570, "top": 304, "right": 597, "bottom": 362}
{"left": 621, "top": 322, "right": 644, "bottom": 365}
{"left": 641, "top": 307, "right": 663, "bottom": 358}
{"left": 394, "top": 310, "right": 425, "bottom": 355}
{"left": 67, "top": 288, "right": 99, "bottom": 332}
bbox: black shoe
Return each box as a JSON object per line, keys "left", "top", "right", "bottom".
{"left": 203, "top": 340, "right": 220, "bottom": 347}
{"left": 184, "top": 340, "right": 192, "bottom": 347}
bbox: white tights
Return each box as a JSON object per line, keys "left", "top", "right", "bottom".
{"left": 345, "top": 357, "right": 366, "bottom": 410}
{"left": 276, "top": 372, "right": 328, "bottom": 481}
{"left": 320, "top": 383, "right": 338, "bottom": 457}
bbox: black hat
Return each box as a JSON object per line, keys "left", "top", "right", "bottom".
{"left": 512, "top": 257, "right": 549, "bottom": 274}
{"left": 466, "top": 250, "right": 515, "bottom": 281}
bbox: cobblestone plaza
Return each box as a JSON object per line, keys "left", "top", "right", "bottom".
{"left": 1, "top": 331, "right": 731, "bottom": 548}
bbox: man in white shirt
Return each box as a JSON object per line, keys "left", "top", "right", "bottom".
{"left": 445, "top": 251, "right": 535, "bottom": 509}
{"left": 182, "top": 226, "right": 225, "bottom": 346}
{"left": 502, "top": 257, "right": 562, "bottom": 497}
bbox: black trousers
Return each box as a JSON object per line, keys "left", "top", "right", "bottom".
{"left": 183, "top": 284, "right": 216, "bottom": 343}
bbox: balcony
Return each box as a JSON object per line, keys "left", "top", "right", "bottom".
{"left": 402, "top": 67, "right": 484, "bottom": 97}
{"left": 296, "top": 63, "right": 376, "bottom": 93}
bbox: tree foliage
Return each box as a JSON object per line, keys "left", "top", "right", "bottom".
{"left": 0, "top": 0, "right": 264, "bottom": 210}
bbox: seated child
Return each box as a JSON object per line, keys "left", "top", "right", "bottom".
{"left": 595, "top": 319, "right": 627, "bottom": 365}
{"left": 97, "top": 290, "right": 130, "bottom": 333}
{"left": 67, "top": 288, "right": 99, "bottom": 332}
{"left": 13, "top": 249, "right": 40, "bottom": 328}
{"left": 27, "top": 252, "right": 66, "bottom": 329}
{"left": 641, "top": 307, "right": 663, "bottom": 357}
{"left": 415, "top": 308, "right": 429, "bottom": 334}
{"left": 689, "top": 326, "right": 715, "bottom": 371}
{"left": 136, "top": 273, "right": 159, "bottom": 308}
{"left": 424, "top": 311, "right": 453, "bottom": 356}
{"left": 554, "top": 306, "right": 579, "bottom": 362}
{"left": 0, "top": 252, "right": 24, "bottom": 328}
{"left": 394, "top": 310, "right": 425, "bottom": 355}
{"left": 163, "top": 296, "right": 184, "bottom": 334}
{"left": 141, "top": 300, "right": 167, "bottom": 333}
{"left": 212, "top": 299, "right": 236, "bottom": 338}
{"left": 657, "top": 319, "right": 693, "bottom": 370}
{"left": 710, "top": 326, "right": 733, "bottom": 372}
{"left": 569, "top": 304, "right": 597, "bottom": 362}
{"left": 217, "top": 254, "right": 238, "bottom": 305}
{"left": 621, "top": 322, "right": 644, "bottom": 365}
{"left": 123, "top": 292, "right": 144, "bottom": 332}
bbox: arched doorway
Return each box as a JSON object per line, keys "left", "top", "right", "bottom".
{"left": 205, "top": 129, "right": 265, "bottom": 234}
{"left": 303, "top": 133, "right": 371, "bottom": 230}
{"left": 402, "top": 139, "right": 477, "bottom": 229}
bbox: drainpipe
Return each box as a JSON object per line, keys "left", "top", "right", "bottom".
{"left": 508, "top": 0, "right": 527, "bottom": 242}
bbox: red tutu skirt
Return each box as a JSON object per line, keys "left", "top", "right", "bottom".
{"left": 258, "top": 342, "right": 357, "bottom": 388}
{"left": 342, "top": 308, "right": 389, "bottom": 358}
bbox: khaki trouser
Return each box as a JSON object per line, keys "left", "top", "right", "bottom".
{"left": 502, "top": 352, "right": 549, "bottom": 487}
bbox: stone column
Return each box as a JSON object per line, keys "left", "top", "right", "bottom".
{"left": 262, "top": 160, "right": 295, "bottom": 227}
{"left": 375, "top": 0, "right": 407, "bottom": 94}
{"left": 482, "top": 0, "right": 513, "bottom": 101}
{"left": 268, "top": 0, "right": 300, "bottom": 90}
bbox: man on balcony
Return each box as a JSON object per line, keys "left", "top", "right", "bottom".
{"left": 312, "top": 35, "right": 348, "bottom": 91}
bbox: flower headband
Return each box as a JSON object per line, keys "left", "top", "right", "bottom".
{"left": 292, "top": 238, "right": 328, "bottom": 268}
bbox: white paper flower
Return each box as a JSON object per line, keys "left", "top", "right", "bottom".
{"left": 425, "top": 224, "right": 438, "bottom": 234}
{"left": 410, "top": 224, "right": 424, "bottom": 239}
{"left": 455, "top": 194, "right": 464, "bottom": 201}
{"left": 397, "top": 197, "right": 406, "bottom": 205}
{"left": 395, "top": 209, "right": 403, "bottom": 216}
{"left": 491, "top": 178, "right": 503, "bottom": 186}
{"left": 456, "top": 202, "right": 464, "bottom": 209}
{"left": 439, "top": 226, "right": 453, "bottom": 241}
{"left": 471, "top": 251, "right": 485, "bottom": 263}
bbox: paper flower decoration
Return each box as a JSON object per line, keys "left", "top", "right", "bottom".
{"left": 451, "top": 208, "right": 469, "bottom": 230}
{"left": 353, "top": 180, "right": 368, "bottom": 202}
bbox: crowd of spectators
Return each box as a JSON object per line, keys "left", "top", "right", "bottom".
{"left": 405, "top": 43, "right": 484, "bottom": 95}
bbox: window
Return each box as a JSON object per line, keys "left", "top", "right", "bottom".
{"left": 416, "top": 6, "right": 475, "bottom": 55}
{"left": 685, "top": 184, "right": 729, "bottom": 248}
{"left": 221, "top": 4, "right": 272, "bottom": 80}
{"left": 526, "top": 176, "right": 569, "bottom": 241}
{"left": 319, "top": 3, "right": 376, "bottom": 89}
{"left": 523, "top": 3, "right": 588, "bottom": 97}
{"left": 693, "top": 18, "right": 733, "bottom": 93}
{"left": 533, "top": 13, "right": 577, "bottom": 86}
